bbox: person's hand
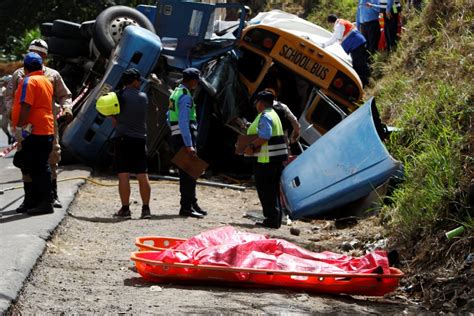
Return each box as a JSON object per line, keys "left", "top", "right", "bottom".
{"left": 290, "top": 128, "right": 300, "bottom": 143}
{"left": 244, "top": 143, "right": 255, "bottom": 156}
{"left": 366, "top": 2, "right": 373, "bottom": 7}
{"left": 62, "top": 109, "right": 73, "bottom": 124}
{"left": 185, "top": 146, "right": 197, "bottom": 156}
{"left": 14, "top": 127, "right": 23, "bottom": 150}
{"left": 386, "top": 11, "right": 392, "bottom": 19}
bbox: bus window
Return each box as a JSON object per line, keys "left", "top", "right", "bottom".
{"left": 309, "top": 96, "right": 347, "bottom": 133}
{"left": 237, "top": 48, "right": 266, "bottom": 82}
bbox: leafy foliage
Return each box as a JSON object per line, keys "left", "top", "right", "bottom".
{"left": 0, "top": 0, "right": 155, "bottom": 58}
{"left": 306, "top": 0, "right": 357, "bottom": 29}
{"left": 372, "top": 0, "right": 474, "bottom": 236}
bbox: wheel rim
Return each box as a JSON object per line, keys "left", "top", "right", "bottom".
{"left": 109, "top": 17, "right": 139, "bottom": 43}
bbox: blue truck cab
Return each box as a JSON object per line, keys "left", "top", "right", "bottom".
{"left": 60, "top": 0, "right": 248, "bottom": 165}
{"left": 62, "top": 26, "right": 162, "bottom": 164}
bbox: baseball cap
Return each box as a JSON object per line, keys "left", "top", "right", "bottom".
{"left": 255, "top": 90, "right": 274, "bottom": 104}
{"left": 24, "top": 52, "right": 43, "bottom": 68}
{"left": 122, "top": 68, "right": 141, "bottom": 81}
{"left": 182, "top": 67, "right": 200, "bottom": 80}
{"left": 28, "top": 39, "right": 48, "bottom": 55}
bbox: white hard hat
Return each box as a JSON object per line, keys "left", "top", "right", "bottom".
{"left": 28, "top": 39, "right": 48, "bottom": 55}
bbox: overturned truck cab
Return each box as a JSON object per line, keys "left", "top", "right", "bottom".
{"left": 50, "top": 1, "right": 366, "bottom": 176}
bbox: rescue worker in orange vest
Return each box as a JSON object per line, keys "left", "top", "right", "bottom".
{"left": 321, "top": 15, "right": 371, "bottom": 87}
{"left": 244, "top": 91, "right": 288, "bottom": 229}
{"left": 11, "top": 52, "right": 55, "bottom": 215}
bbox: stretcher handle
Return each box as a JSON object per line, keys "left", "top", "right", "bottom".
{"left": 135, "top": 236, "right": 186, "bottom": 251}
{"left": 131, "top": 252, "right": 404, "bottom": 279}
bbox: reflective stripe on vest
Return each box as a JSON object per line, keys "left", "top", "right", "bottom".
{"left": 337, "top": 19, "right": 356, "bottom": 42}
{"left": 246, "top": 108, "right": 288, "bottom": 163}
{"left": 378, "top": 0, "right": 401, "bottom": 10}
{"left": 170, "top": 122, "right": 198, "bottom": 137}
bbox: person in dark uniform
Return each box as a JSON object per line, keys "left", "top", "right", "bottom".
{"left": 112, "top": 68, "right": 152, "bottom": 220}
{"left": 244, "top": 91, "right": 288, "bottom": 229}
{"left": 167, "top": 68, "right": 207, "bottom": 218}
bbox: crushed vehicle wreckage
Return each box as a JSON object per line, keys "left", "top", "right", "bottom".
{"left": 40, "top": 0, "right": 401, "bottom": 218}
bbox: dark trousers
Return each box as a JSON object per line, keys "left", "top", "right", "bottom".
{"left": 383, "top": 12, "right": 399, "bottom": 52}
{"left": 20, "top": 135, "right": 53, "bottom": 204}
{"left": 171, "top": 135, "right": 197, "bottom": 209}
{"left": 254, "top": 161, "right": 283, "bottom": 227}
{"left": 351, "top": 44, "right": 371, "bottom": 87}
{"left": 361, "top": 19, "right": 381, "bottom": 55}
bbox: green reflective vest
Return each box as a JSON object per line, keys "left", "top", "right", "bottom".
{"left": 247, "top": 108, "right": 288, "bottom": 163}
{"left": 168, "top": 86, "right": 197, "bottom": 136}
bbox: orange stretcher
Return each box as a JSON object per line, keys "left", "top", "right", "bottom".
{"left": 131, "top": 236, "right": 404, "bottom": 296}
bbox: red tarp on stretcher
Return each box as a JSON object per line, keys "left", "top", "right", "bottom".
{"left": 145, "top": 226, "right": 391, "bottom": 275}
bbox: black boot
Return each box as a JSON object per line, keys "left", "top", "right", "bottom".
{"left": 16, "top": 182, "right": 36, "bottom": 213}
{"left": 51, "top": 178, "right": 62, "bottom": 208}
{"left": 191, "top": 202, "right": 207, "bottom": 216}
{"left": 27, "top": 200, "right": 54, "bottom": 216}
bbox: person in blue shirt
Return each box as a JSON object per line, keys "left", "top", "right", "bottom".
{"left": 244, "top": 91, "right": 288, "bottom": 229}
{"left": 167, "top": 68, "right": 207, "bottom": 218}
{"left": 356, "top": 0, "right": 381, "bottom": 55}
{"left": 367, "top": 0, "right": 402, "bottom": 52}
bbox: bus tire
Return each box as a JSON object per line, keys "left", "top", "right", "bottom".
{"left": 80, "top": 20, "right": 95, "bottom": 39}
{"left": 47, "top": 37, "right": 89, "bottom": 58}
{"left": 52, "top": 20, "right": 83, "bottom": 39}
{"left": 40, "top": 22, "right": 53, "bottom": 37}
{"left": 93, "top": 6, "right": 155, "bottom": 57}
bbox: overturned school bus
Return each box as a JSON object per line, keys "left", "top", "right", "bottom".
{"left": 43, "top": 1, "right": 363, "bottom": 173}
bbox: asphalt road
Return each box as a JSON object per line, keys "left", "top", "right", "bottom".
{"left": 0, "top": 130, "right": 90, "bottom": 313}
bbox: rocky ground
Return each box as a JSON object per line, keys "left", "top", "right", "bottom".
{"left": 8, "top": 175, "right": 424, "bottom": 314}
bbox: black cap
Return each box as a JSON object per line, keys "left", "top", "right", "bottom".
{"left": 182, "top": 67, "right": 200, "bottom": 80}
{"left": 327, "top": 14, "right": 338, "bottom": 23}
{"left": 122, "top": 68, "right": 141, "bottom": 81}
{"left": 255, "top": 90, "right": 274, "bottom": 104}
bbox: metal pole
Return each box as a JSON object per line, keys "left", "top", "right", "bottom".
{"left": 147, "top": 175, "right": 247, "bottom": 191}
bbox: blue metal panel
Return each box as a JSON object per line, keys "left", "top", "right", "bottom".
{"left": 154, "top": 0, "right": 245, "bottom": 69}
{"left": 281, "top": 98, "right": 402, "bottom": 219}
{"left": 62, "top": 26, "right": 162, "bottom": 164}
{"left": 136, "top": 5, "right": 157, "bottom": 24}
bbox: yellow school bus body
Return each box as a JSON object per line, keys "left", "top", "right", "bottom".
{"left": 237, "top": 24, "right": 364, "bottom": 135}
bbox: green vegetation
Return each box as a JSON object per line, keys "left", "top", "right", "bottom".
{"left": 1, "top": 28, "right": 41, "bottom": 61}
{"left": 0, "top": 0, "right": 155, "bottom": 60}
{"left": 306, "top": 0, "right": 357, "bottom": 29}
{"left": 306, "top": 0, "right": 472, "bottom": 240}
{"left": 372, "top": 0, "right": 473, "bottom": 238}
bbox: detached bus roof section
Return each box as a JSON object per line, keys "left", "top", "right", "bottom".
{"left": 248, "top": 10, "right": 353, "bottom": 68}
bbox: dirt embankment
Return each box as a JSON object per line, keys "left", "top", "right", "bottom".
{"left": 9, "top": 176, "right": 424, "bottom": 314}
